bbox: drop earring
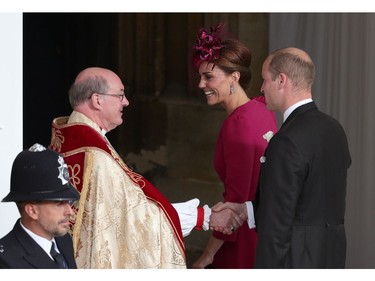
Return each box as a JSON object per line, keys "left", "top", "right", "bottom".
{"left": 230, "top": 83, "right": 234, "bottom": 95}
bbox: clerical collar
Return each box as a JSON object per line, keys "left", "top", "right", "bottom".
{"left": 283, "top": 98, "right": 313, "bottom": 122}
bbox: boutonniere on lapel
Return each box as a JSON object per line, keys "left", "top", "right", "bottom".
{"left": 260, "top": 131, "right": 274, "bottom": 163}
{"left": 263, "top": 131, "right": 274, "bottom": 143}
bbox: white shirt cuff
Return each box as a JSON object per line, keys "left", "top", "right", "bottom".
{"left": 245, "top": 201, "right": 256, "bottom": 229}
{"left": 202, "top": 204, "right": 211, "bottom": 231}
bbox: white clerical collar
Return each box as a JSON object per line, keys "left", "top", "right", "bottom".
{"left": 283, "top": 98, "right": 313, "bottom": 122}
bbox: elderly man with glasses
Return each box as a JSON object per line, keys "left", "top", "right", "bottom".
{"left": 49, "top": 67, "right": 243, "bottom": 269}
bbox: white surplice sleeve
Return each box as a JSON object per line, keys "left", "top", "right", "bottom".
{"left": 172, "top": 198, "right": 211, "bottom": 237}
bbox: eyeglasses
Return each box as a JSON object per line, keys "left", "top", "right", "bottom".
{"left": 95, "top": 92, "right": 125, "bottom": 102}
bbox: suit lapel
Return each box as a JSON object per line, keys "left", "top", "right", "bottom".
{"left": 13, "top": 219, "right": 58, "bottom": 269}
{"left": 255, "top": 101, "right": 318, "bottom": 218}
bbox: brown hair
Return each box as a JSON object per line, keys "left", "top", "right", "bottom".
{"left": 192, "top": 23, "right": 252, "bottom": 90}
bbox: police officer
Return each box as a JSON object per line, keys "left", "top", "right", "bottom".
{"left": 0, "top": 143, "right": 80, "bottom": 269}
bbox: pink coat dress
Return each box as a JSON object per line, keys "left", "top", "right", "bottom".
{"left": 212, "top": 96, "right": 278, "bottom": 269}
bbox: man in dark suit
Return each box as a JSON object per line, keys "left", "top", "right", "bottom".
{"left": 0, "top": 143, "right": 80, "bottom": 269}
{"left": 254, "top": 47, "right": 351, "bottom": 268}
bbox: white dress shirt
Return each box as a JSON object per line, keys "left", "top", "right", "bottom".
{"left": 20, "top": 220, "right": 60, "bottom": 260}
{"left": 283, "top": 99, "right": 313, "bottom": 122}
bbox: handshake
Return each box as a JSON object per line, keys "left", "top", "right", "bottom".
{"left": 172, "top": 199, "right": 250, "bottom": 237}
{"left": 209, "top": 201, "right": 249, "bottom": 234}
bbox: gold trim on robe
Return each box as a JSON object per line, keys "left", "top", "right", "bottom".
{"left": 50, "top": 111, "right": 186, "bottom": 268}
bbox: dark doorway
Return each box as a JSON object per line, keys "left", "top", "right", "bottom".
{"left": 23, "top": 13, "right": 118, "bottom": 149}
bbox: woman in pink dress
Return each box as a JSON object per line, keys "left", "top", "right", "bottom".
{"left": 191, "top": 23, "right": 278, "bottom": 269}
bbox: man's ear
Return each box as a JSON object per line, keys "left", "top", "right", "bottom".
{"left": 278, "top": 73, "right": 288, "bottom": 88}
{"left": 24, "top": 203, "right": 39, "bottom": 220}
{"left": 90, "top": 93, "right": 101, "bottom": 109}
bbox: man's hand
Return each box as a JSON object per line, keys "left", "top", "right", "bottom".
{"left": 209, "top": 202, "right": 248, "bottom": 234}
{"left": 213, "top": 201, "right": 248, "bottom": 221}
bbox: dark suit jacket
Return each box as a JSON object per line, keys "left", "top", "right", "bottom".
{"left": 0, "top": 218, "right": 77, "bottom": 269}
{"left": 255, "top": 102, "right": 351, "bottom": 268}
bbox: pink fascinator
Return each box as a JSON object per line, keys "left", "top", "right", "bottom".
{"left": 192, "top": 23, "right": 225, "bottom": 71}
